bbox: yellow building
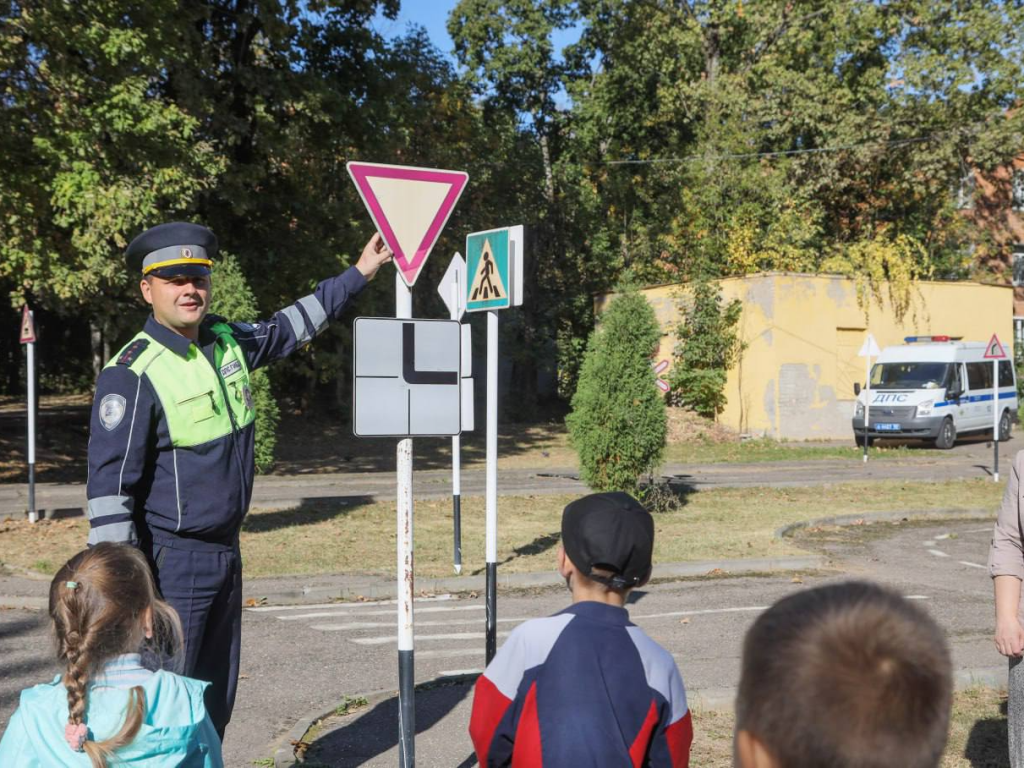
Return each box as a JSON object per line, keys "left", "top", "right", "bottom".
{"left": 595, "top": 273, "right": 1014, "bottom": 440}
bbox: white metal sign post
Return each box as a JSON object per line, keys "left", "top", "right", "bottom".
{"left": 466, "top": 225, "right": 524, "bottom": 664}
{"left": 347, "top": 161, "right": 468, "bottom": 768}
{"left": 985, "top": 334, "right": 1008, "bottom": 483}
{"left": 858, "top": 333, "right": 880, "bottom": 464}
{"left": 20, "top": 306, "right": 37, "bottom": 523}
{"left": 438, "top": 253, "right": 468, "bottom": 573}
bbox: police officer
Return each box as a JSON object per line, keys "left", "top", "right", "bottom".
{"left": 86, "top": 222, "right": 393, "bottom": 737}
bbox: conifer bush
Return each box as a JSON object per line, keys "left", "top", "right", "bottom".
{"left": 566, "top": 289, "right": 666, "bottom": 493}
{"left": 210, "top": 253, "right": 281, "bottom": 474}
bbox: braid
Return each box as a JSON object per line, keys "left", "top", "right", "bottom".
{"left": 48, "top": 544, "right": 164, "bottom": 768}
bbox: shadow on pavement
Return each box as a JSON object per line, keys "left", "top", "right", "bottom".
{"left": 963, "top": 697, "right": 1009, "bottom": 767}
{"left": 473, "top": 531, "right": 562, "bottom": 576}
{"left": 240, "top": 496, "right": 376, "bottom": 534}
{"left": 306, "top": 680, "right": 474, "bottom": 767}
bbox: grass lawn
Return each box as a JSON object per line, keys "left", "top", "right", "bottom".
{"left": 0, "top": 479, "right": 1001, "bottom": 580}
{"left": 663, "top": 438, "right": 911, "bottom": 464}
{"left": 688, "top": 686, "right": 1009, "bottom": 767}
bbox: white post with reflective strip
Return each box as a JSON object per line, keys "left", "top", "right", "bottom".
{"left": 451, "top": 281, "right": 462, "bottom": 574}
{"left": 994, "top": 356, "right": 1000, "bottom": 483}
{"left": 26, "top": 333, "right": 37, "bottom": 524}
{"left": 395, "top": 271, "right": 415, "bottom": 767}
{"left": 485, "top": 310, "right": 498, "bottom": 663}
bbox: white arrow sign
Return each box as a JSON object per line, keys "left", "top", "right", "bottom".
{"left": 438, "top": 253, "right": 467, "bottom": 321}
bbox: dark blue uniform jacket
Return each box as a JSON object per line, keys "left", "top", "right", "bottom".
{"left": 86, "top": 267, "right": 367, "bottom": 551}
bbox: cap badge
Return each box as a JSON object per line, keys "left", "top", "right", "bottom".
{"left": 180, "top": 247, "right": 193, "bottom": 259}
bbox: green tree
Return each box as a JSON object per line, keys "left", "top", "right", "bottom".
{"left": 209, "top": 253, "right": 280, "bottom": 474}
{"left": 668, "top": 278, "right": 743, "bottom": 418}
{"left": 0, "top": 0, "right": 225, "bottom": 365}
{"left": 566, "top": 289, "right": 666, "bottom": 493}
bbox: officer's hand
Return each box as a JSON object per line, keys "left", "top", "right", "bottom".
{"left": 355, "top": 233, "right": 394, "bottom": 281}
{"left": 995, "top": 618, "right": 1024, "bottom": 657}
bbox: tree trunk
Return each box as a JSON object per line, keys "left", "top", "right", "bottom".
{"left": 90, "top": 321, "right": 103, "bottom": 378}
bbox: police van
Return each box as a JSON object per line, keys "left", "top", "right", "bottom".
{"left": 851, "top": 336, "right": 1017, "bottom": 449}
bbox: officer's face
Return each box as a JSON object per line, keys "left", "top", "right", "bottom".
{"left": 140, "top": 274, "right": 212, "bottom": 332}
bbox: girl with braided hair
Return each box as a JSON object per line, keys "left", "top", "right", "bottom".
{"left": 0, "top": 542, "right": 222, "bottom": 766}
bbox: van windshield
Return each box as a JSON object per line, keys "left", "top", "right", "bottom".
{"left": 869, "top": 363, "right": 951, "bottom": 390}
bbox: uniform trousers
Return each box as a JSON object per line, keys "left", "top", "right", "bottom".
{"left": 147, "top": 536, "right": 243, "bottom": 740}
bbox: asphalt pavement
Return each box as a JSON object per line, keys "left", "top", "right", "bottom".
{"left": 0, "top": 517, "right": 1011, "bottom": 766}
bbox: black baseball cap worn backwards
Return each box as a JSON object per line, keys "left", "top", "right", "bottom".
{"left": 126, "top": 222, "right": 217, "bottom": 278}
{"left": 561, "top": 492, "right": 654, "bottom": 590}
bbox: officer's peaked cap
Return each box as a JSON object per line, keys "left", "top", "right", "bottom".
{"left": 127, "top": 222, "right": 217, "bottom": 278}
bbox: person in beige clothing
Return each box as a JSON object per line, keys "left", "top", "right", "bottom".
{"left": 989, "top": 449, "right": 1024, "bottom": 766}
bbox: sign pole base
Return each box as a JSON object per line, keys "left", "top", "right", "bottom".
{"left": 27, "top": 462, "right": 37, "bottom": 524}
{"left": 398, "top": 649, "right": 415, "bottom": 767}
{"left": 453, "top": 494, "right": 462, "bottom": 574}
{"left": 485, "top": 562, "right": 497, "bottom": 665}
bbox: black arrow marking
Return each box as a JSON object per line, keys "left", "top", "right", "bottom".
{"left": 403, "top": 323, "right": 458, "bottom": 385}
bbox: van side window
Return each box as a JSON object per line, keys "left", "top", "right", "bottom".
{"left": 950, "top": 364, "right": 963, "bottom": 393}
{"left": 999, "top": 359, "right": 1015, "bottom": 388}
{"left": 966, "top": 362, "right": 993, "bottom": 390}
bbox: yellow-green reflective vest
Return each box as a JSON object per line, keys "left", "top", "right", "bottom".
{"left": 105, "top": 322, "right": 256, "bottom": 447}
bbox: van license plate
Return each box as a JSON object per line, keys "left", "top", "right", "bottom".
{"left": 876, "top": 423, "right": 901, "bottom": 431}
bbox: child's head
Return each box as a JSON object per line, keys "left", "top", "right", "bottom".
{"left": 49, "top": 543, "right": 181, "bottom": 767}
{"left": 735, "top": 581, "right": 952, "bottom": 768}
{"left": 558, "top": 492, "right": 654, "bottom": 601}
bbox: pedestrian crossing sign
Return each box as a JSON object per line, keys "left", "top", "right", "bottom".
{"left": 465, "top": 225, "right": 524, "bottom": 312}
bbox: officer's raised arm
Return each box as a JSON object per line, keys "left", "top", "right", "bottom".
{"left": 229, "top": 233, "right": 393, "bottom": 371}
{"left": 85, "top": 353, "right": 156, "bottom": 546}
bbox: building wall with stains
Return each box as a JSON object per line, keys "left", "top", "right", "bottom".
{"left": 595, "top": 274, "right": 1014, "bottom": 439}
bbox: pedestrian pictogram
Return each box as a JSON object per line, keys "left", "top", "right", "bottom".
{"left": 346, "top": 162, "right": 468, "bottom": 287}
{"left": 984, "top": 333, "right": 1007, "bottom": 359}
{"left": 19, "top": 306, "right": 35, "bottom": 344}
{"left": 469, "top": 238, "right": 507, "bottom": 303}
{"left": 465, "top": 225, "right": 524, "bottom": 312}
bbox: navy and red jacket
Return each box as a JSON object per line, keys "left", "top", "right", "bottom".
{"left": 469, "top": 601, "right": 693, "bottom": 767}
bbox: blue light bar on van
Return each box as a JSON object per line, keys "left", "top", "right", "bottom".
{"left": 904, "top": 335, "right": 952, "bottom": 343}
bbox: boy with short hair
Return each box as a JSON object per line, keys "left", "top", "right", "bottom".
{"left": 469, "top": 492, "right": 692, "bottom": 767}
{"left": 734, "top": 581, "right": 953, "bottom": 768}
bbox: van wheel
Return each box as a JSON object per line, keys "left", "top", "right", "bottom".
{"left": 999, "top": 410, "right": 1012, "bottom": 441}
{"left": 934, "top": 417, "right": 956, "bottom": 450}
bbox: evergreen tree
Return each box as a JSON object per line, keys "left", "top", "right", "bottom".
{"left": 566, "top": 289, "right": 666, "bottom": 493}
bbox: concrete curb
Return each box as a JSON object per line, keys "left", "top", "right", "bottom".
{"left": 775, "top": 507, "right": 993, "bottom": 540}
{"left": 0, "top": 595, "right": 47, "bottom": 610}
{"left": 274, "top": 666, "right": 1010, "bottom": 766}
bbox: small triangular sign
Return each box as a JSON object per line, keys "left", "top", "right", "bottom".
{"left": 19, "top": 306, "right": 35, "bottom": 344}
{"left": 468, "top": 238, "right": 507, "bottom": 303}
{"left": 984, "top": 333, "right": 1007, "bottom": 359}
{"left": 858, "top": 333, "right": 880, "bottom": 358}
{"left": 346, "top": 162, "right": 468, "bottom": 287}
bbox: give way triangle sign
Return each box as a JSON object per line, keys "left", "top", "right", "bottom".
{"left": 347, "top": 162, "right": 469, "bottom": 287}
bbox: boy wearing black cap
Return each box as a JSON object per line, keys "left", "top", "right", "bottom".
{"left": 469, "top": 492, "right": 693, "bottom": 767}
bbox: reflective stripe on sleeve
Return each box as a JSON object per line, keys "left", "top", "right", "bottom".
{"left": 280, "top": 305, "right": 312, "bottom": 346}
{"left": 88, "top": 494, "right": 132, "bottom": 521}
{"left": 297, "top": 295, "right": 329, "bottom": 336}
{"left": 87, "top": 519, "right": 136, "bottom": 546}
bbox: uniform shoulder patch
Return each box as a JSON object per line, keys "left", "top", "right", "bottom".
{"left": 98, "top": 393, "right": 127, "bottom": 431}
{"left": 116, "top": 338, "right": 150, "bottom": 367}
